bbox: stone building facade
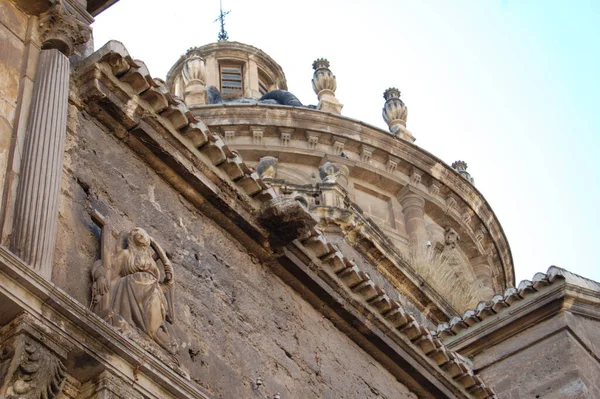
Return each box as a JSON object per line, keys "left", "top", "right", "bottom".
{"left": 0, "top": 1, "right": 598, "bottom": 398}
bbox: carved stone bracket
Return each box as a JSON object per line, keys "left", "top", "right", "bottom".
{"left": 0, "top": 314, "right": 70, "bottom": 399}
{"left": 38, "top": 0, "right": 92, "bottom": 55}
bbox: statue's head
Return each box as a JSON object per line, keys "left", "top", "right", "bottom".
{"left": 129, "top": 227, "right": 151, "bottom": 249}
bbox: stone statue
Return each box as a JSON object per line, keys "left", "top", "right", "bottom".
{"left": 318, "top": 162, "right": 349, "bottom": 187}
{"left": 256, "top": 156, "right": 278, "bottom": 179}
{"left": 90, "top": 211, "right": 176, "bottom": 353}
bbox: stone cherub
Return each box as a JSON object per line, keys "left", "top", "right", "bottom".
{"left": 90, "top": 211, "right": 176, "bottom": 353}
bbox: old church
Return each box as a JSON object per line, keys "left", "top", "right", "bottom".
{"left": 0, "top": 0, "right": 598, "bottom": 398}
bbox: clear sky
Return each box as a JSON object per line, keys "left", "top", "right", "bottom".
{"left": 93, "top": 0, "right": 600, "bottom": 285}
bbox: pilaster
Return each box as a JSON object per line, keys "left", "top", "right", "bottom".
{"left": 397, "top": 185, "right": 428, "bottom": 248}
{"left": 470, "top": 255, "right": 495, "bottom": 298}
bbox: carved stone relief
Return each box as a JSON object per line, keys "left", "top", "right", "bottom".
{"left": 90, "top": 212, "right": 177, "bottom": 354}
{"left": 38, "top": 0, "right": 92, "bottom": 56}
{"left": 444, "top": 228, "right": 460, "bottom": 249}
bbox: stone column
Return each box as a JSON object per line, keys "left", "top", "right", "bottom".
{"left": 10, "top": 49, "right": 69, "bottom": 279}
{"left": 397, "top": 186, "right": 428, "bottom": 248}
{"left": 471, "top": 255, "right": 495, "bottom": 298}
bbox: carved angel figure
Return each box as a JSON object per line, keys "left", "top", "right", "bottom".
{"left": 90, "top": 215, "right": 175, "bottom": 353}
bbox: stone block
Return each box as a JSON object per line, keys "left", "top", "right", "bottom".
{"left": 0, "top": 22, "right": 25, "bottom": 107}
{"left": 0, "top": 0, "right": 27, "bottom": 41}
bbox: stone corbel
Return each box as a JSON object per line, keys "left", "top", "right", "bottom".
{"left": 386, "top": 155, "right": 399, "bottom": 173}
{"left": 250, "top": 126, "right": 264, "bottom": 144}
{"left": 332, "top": 138, "right": 346, "bottom": 156}
{"left": 428, "top": 180, "right": 441, "bottom": 197}
{"left": 306, "top": 131, "right": 320, "bottom": 150}
{"left": 445, "top": 194, "right": 458, "bottom": 215}
{"left": 38, "top": 0, "right": 92, "bottom": 56}
{"left": 279, "top": 127, "right": 294, "bottom": 146}
{"left": 409, "top": 168, "right": 422, "bottom": 186}
{"left": 0, "top": 313, "right": 71, "bottom": 399}
{"left": 360, "top": 144, "right": 374, "bottom": 163}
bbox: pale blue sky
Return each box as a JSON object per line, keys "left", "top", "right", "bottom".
{"left": 93, "top": 0, "right": 600, "bottom": 285}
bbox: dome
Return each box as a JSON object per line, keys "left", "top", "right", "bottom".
{"left": 166, "top": 41, "right": 287, "bottom": 105}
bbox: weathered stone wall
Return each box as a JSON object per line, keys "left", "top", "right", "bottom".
{"left": 473, "top": 312, "right": 600, "bottom": 398}
{"left": 0, "top": 0, "right": 38, "bottom": 220}
{"left": 53, "top": 107, "right": 417, "bottom": 398}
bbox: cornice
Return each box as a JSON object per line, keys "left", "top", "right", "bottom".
{"left": 313, "top": 205, "right": 459, "bottom": 322}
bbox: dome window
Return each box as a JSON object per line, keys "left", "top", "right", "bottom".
{"left": 220, "top": 63, "right": 243, "bottom": 97}
{"left": 258, "top": 69, "right": 273, "bottom": 95}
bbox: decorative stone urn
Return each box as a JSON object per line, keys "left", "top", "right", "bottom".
{"left": 382, "top": 88, "right": 415, "bottom": 142}
{"left": 312, "top": 58, "right": 343, "bottom": 114}
{"left": 182, "top": 52, "right": 207, "bottom": 106}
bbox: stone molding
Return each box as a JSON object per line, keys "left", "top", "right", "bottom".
{"left": 190, "top": 106, "right": 514, "bottom": 289}
{"left": 313, "top": 205, "right": 458, "bottom": 321}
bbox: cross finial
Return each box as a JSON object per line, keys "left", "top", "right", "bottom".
{"left": 214, "top": 0, "right": 230, "bottom": 41}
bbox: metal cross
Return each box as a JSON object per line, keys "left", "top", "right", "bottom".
{"left": 214, "top": 0, "right": 230, "bottom": 41}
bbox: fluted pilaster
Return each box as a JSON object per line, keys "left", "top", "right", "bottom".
{"left": 471, "top": 255, "right": 495, "bottom": 298}
{"left": 11, "top": 49, "right": 70, "bottom": 279}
